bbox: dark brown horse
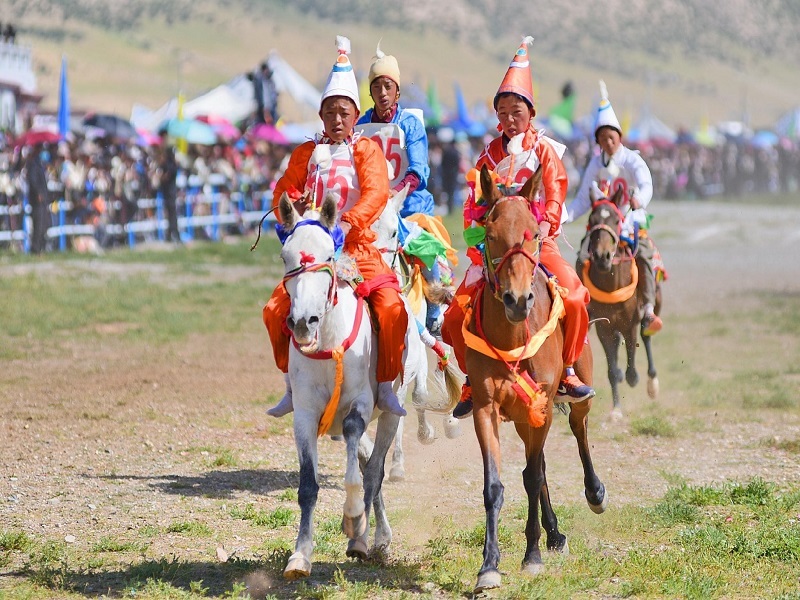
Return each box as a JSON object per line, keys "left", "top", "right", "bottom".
{"left": 464, "top": 166, "right": 607, "bottom": 593}
{"left": 580, "top": 185, "right": 662, "bottom": 418}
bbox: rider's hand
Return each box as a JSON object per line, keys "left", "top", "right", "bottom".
{"left": 538, "top": 221, "right": 551, "bottom": 239}
{"left": 629, "top": 195, "right": 641, "bottom": 210}
{"left": 339, "top": 221, "right": 352, "bottom": 238}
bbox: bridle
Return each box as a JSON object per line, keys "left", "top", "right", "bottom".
{"left": 483, "top": 196, "right": 542, "bottom": 299}
{"left": 281, "top": 221, "right": 338, "bottom": 315}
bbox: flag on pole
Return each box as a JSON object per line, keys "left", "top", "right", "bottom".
{"left": 176, "top": 91, "right": 188, "bottom": 154}
{"left": 426, "top": 80, "right": 442, "bottom": 127}
{"left": 57, "top": 56, "right": 70, "bottom": 140}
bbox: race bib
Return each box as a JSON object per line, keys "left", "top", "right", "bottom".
{"left": 304, "top": 143, "right": 360, "bottom": 213}
{"left": 356, "top": 122, "right": 408, "bottom": 188}
{"left": 494, "top": 149, "right": 542, "bottom": 198}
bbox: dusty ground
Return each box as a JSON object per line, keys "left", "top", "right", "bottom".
{"left": 1, "top": 199, "right": 800, "bottom": 597}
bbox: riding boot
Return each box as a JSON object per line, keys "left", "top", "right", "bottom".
{"left": 557, "top": 366, "right": 595, "bottom": 401}
{"left": 642, "top": 303, "right": 663, "bottom": 336}
{"left": 266, "top": 373, "right": 294, "bottom": 417}
{"left": 376, "top": 381, "right": 407, "bottom": 417}
{"left": 452, "top": 377, "right": 473, "bottom": 419}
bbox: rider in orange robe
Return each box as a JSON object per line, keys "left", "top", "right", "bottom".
{"left": 263, "top": 36, "right": 408, "bottom": 418}
{"left": 441, "top": 37, "right": 594, "bottom": 418}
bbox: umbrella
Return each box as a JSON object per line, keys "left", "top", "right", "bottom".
{"left": 83, "top": 113, "right": 137, "bottom": 140}
{"left": 136, "top": 128, "right": 162, "bottom": 147}
{"left": 249, "top": 123, "right": 290, "bottom": 145}
{"left": 161, "top": 118, "right": 217, "bottom": 145}
{"left": 196, "top": 115, "right": 241, "bottom": 141}
{"left": 15, "top": 129, "right": 60, "bottom": 147}
{"left": 750, "top": 130, "right": 779, "bottom": 148}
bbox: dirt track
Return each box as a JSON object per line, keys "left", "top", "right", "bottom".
{"left": 1, "top": 199, "right": 800, "bottom": 596}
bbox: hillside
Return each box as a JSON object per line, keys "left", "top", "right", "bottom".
{"left": 7, "top": 0, "right": 800, "bottom": 129}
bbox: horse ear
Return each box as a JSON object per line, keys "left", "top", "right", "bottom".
{"left": 479, "top": 164, "right": 500, "bottom": 208}
{"left": 393, "top": 184, "right": 409, "bottom": 213}
{"left": 279, "top": 192, "right": 299, "bottom": 229}
{"left": 320, "top": 192, "right": 338, "bottom": 229}
{"left": 519, "top": 165, "right": 543, "bottom": 201}
{"left": 610, "top": 184, "right": 625, "bottom": 207}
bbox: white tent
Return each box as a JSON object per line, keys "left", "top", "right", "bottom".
{"left": 130, "top": 50, "right": 322, "bottom": 133}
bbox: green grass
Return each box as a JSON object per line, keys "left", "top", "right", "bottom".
{"left": 630, "top": 415, "right": 676, "bottom": 437}
{"left": 165, "top": 521, "right": 213, "bottom": 537}
{"left": 228, "top": 504, "right": 294, "bottom": 529}
{"left": 91, "top": 537, "right": 149, "bottom": 553}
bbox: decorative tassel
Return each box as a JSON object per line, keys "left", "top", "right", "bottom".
{"left": 317, "top": 347, "right": 345, "bottom": 436}
{"left": 521, "top": 35, "right": 534, "bottom": 47}
{"left": 375, "top": 38, "right": 385, "bottom": 59}
{"left": 599, "top": 79, "right": 609, "bottom": 102}
{"left": 336, "top": 35, "right": 351, "bottom": 55}
{"left": 510, "top": 370, "right": 547, "bottom": 428}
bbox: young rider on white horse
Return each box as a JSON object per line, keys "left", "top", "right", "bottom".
{"left": 441, "top": 37, "right": 595, "bottom": 419}
{"left": 565, "top": 80, "right": 663, "bottom": 336}
{"left": 356, "top": 42, "right": 450, "bottom": 338}
{"left": 263, "top": 36, "right": 408, "bottom": 418}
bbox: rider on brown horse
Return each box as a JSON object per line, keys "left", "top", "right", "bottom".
{"left": 442, "top": 37, "right": 595, "bottom": 419}
{"left": 566, "top": 80, "right": 663, "bottom": 336}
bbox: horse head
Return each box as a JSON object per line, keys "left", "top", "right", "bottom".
{"left": 587, "top": 183, "right": 625, "bottom": 272}
{"left": 480, "top": 164, "right": 543, "bottom": 323}
{"left": 278, "top": 191, "right": 339, "bottom": 352}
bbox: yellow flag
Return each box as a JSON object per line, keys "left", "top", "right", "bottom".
{"left": 359, "top": 77, "right": 373, "bottom": 112}
{"left": 176, "top": 91, "right": 188, "bottom": 154}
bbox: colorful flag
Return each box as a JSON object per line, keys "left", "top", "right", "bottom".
{"left": 57, "top": 56, "right": 70, "bottom": 140}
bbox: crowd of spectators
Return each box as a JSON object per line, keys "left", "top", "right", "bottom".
{"left": 1, "top": 124, "right": 798, "bottom": 253}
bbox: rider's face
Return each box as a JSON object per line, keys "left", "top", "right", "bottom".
{"left": 319, "top": 97, "right": 359, "bottom": 143}
{"left": 496, "top": 95, "right": 533, "bottom": 139}
{"left": 596, "top": 127, "right": 622, "bottom": 156}
{"left": 370, "top": 76, "right": 399, "bottom": 114}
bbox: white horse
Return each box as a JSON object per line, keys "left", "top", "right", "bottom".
{"left": 371, "top": 192, "right": 464, "bottom": 476}
{"left": 277, "top": 191, "right": 400, "bottom": 579}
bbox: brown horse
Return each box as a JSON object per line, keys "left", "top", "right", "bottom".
{"left": 580, "top": 185, "right": 662, "bottom": 418}
{"left": 464, "top": 166, "right": 607, "bottom": 593}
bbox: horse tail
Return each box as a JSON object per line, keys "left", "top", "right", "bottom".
{"left": 423, "top": 280, "right": 455, "bottom": 306}
{"left": 442, "top": 359, "right": 465, "bottom": 413}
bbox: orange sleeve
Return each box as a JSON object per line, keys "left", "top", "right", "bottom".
{"left": 271, "top": 141, "right": 314, "bottom": 223}
{"left": 537, "top": 139, "right": 568, "bottom": 234}
{"left": 340, "top": 137, "right": 389, "bottom": 238}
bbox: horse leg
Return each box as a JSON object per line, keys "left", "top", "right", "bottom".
{"left": 568, "top": 399, "right": 608, "bottom": 513}
{"left": 539, "top": 456, "right": 568, "bottom": 555}
{"left": 284, "top": 416, "right": 319, "bottom": 579}
{"left": 389, "top": 415, "right": 406, "bottom": 481}
{"left": 360, "top": 410, "right": 400, "bottom": 556}
{"left": 623, "top": 325, "right": 639, "bottom": 388}
{"left": 473, "top": 403, "right": 504, "bottom": 593}
{"left": 513, "top": 422, "right": 551, "bottom": 577}
{"left": 597, "top": 325, "right": 623, "bottom": 416}
{"left": 341, "top": 408, "right": 368, "bottom": 543}
{"left": 641, "top": 329, "right": 659, "bottom": 398}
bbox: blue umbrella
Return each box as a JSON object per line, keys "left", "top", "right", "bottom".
{"left": 162, "top": 118, "right": 217, "bottom": 145}
{"left": 751, "top": 130, "right": 779, "bottom": 148}
{"left": 57, "top": 56, "right": 70, "bottom": 140}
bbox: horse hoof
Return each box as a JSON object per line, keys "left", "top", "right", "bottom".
{"left": 443, "top": 416, "right": 462, "bottom": 439}
{"left": 474, "top": 569, "right": 502, "bottom": 593}
{"left": 547, "top": 534, "right": 569, "bottom": 555}
{"left": 389, "top": 465, "right": 405, "bottom": 482}
{"left": 587, "top": 485, "right": 609, "bottom": 514}
{"left": 283, "top": 552, "right": 312, "bottom": 579}
{"left": 342, "top": 512, "right": 367, "bottom": 539}
{"left": 610, "top": 408, "right": 624, "bottom": 422}
{"left": 647, "top": 376, "right": 659, "bottom": 398}
{"left": 346, "top": 538, "right": 368, "bottom": 560}
{"left": 417, "top": 424, "right": 436, "bottom": 445}
{"left": 521, "top": 561, "right": 545, "bottom": 577}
